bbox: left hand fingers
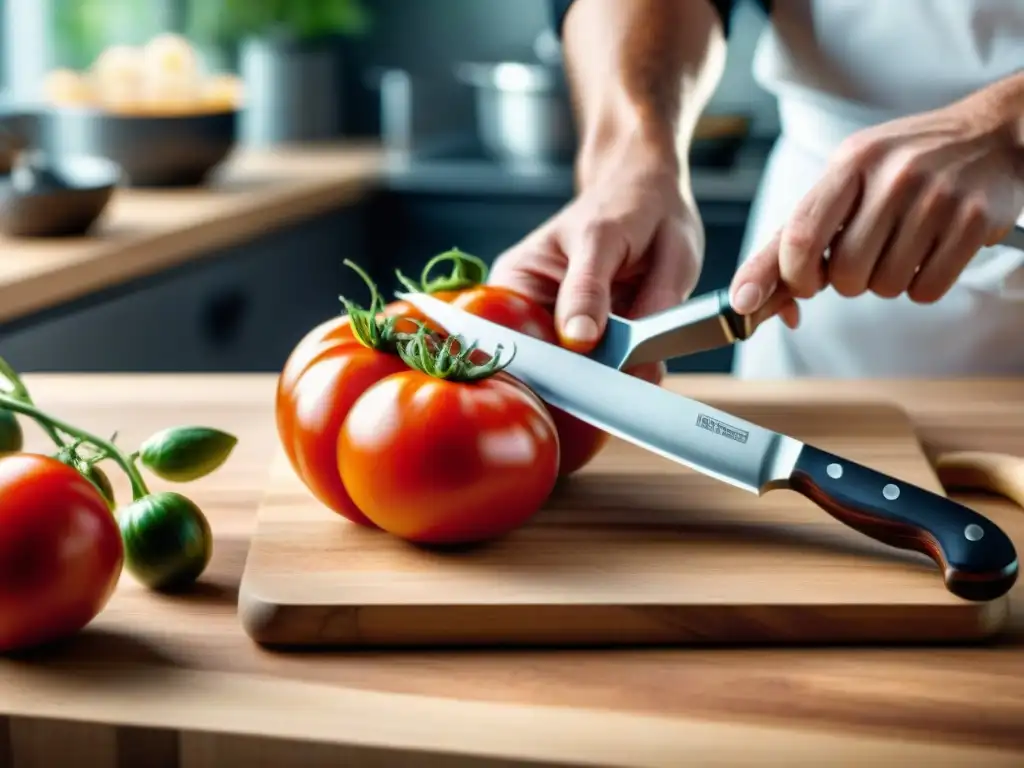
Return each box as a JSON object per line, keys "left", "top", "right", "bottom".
{"left": 867, "top": 181, "right": 959, "bottom": 298}
{"left": 729, "top": 230, "right": 802, "bottom": 327}
{"left": 827, "top": 164, "right": 922, "bottom": 297}
{"left": 730, "top": 230, "right": 783, "bottom": 314}
{"left": 907, "top": 198, "right": 991, "bottom": 303}
{"left": 777, "top": 157, "right": 863, "bottom": 297}
{"left": 731, "top": 156, "right": 861, "bottom": 310}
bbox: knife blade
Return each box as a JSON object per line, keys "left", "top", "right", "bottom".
{"left": 398, "top": 290, "right": 1019, "bottom": 602}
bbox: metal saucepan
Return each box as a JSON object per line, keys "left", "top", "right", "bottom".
{"left": 454, "top": 26, "right": 751, "bottom": 169}
{"left": 455, "top": 59, "right": 577, "bottom": 167}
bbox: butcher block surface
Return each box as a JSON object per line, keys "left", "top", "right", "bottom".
{"left": 1, "top": 374, "right": 1023, "bottom": 767}
{"left": 239, "top": 400, "right": 1007, "bottom": 648}
{"left": 0, "top": 143, "right": 380, "bottom": 325}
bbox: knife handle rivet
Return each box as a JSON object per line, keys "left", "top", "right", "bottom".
{"left": 826, "top": 463, "right": 843, "bottom": 479}
{"left": 882, "top": 483, "right": 900, "bottom": 501}
{"left": 964, "top": 524, "right": 985, "bottom": 542}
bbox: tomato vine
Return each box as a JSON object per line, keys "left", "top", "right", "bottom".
{"left": 0, "top": 355, "right": 237, "bottom": 591}
{"left": 0, "top": 386, "right": 150, "bottom": 500}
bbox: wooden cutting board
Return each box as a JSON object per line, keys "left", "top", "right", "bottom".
{"left": 238, "top": 399, "right": 1010, "bottom": 648}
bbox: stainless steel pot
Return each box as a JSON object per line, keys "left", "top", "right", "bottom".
{"left": 240, "top": 36, "right": 344, "bottom": 147}
{"left": 455, "top": 61, "right": 576, "bottom": 167}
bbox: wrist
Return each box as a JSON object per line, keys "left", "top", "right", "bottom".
{"left": 1005, "top": 104, "right": 1024, "bottom": 179}
{"left": 992, "top": 74, "right": 1024, "bottom": 177}
{"left": 575, "top": 107, "right": 683, "bottom": 190}
{"left": 962, "top": 71, "right": 1024, "bottom": 176}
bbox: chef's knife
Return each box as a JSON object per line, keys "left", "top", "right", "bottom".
{"left": 398, "top": 291, "right": 1019, "bottom": 602}
{"left": 593, "top": 224, "right": 1024, "bottom": 371}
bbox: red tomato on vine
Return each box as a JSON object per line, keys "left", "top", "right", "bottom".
{"left": 0, "top": 454, "right": 123, "bottom": 652}
{"left": 397, "top": 249, "right": 611, "bottom": 476}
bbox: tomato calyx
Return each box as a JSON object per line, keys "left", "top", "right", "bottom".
{"left": 395, "top": 247, "right": 489, "bottom": 295}
{"left": 339, "top": 258, "right": 406, "bottom": 351}
{"left": 53, "top": 435, "right": 118, "bottom": 506}
{"left": 397, "top": 325, "right": 515, "bottom": 383}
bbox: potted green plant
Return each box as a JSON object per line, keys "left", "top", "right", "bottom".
{"left": 185, "top": 0, "right": 371, "bottom": 145}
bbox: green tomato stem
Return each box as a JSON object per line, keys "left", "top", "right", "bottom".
{"left": 396, "top": 325, "right": 514, "bottom": 383}
{"left": 395, "top": 247, "right": 489, "bottom": 295}
{"left": 338, "top": 258, "right": 404, "bottom": 351}
{"left": 0, "top": 355, "right": 67, "bottom": 449}
{"left": 0, "top": 392, "right": 151, "bottom": 500}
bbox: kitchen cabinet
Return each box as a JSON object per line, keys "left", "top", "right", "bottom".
{"left": 365, "top": 190, "right": 752, "bottom": 373}
{"left": 0, "top": 212, "right": 367, "bottom": 373}
{"left": 0, "top": 183, "right": 753, "bottom": 375}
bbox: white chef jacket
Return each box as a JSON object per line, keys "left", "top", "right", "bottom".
{"left": 732, "top": 0, "right": 1024, "bottom": 378}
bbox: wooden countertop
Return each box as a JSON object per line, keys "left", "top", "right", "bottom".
{"left": 1, "top": 374, "right": 1023, "bottom": 767}
{"left": 0, "top": 144, "right": 382, "bottom": 324}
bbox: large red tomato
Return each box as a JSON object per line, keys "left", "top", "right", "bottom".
{"left": 395, "top": 249, "right": 611, "bottom": 476}
{"left": 275, "top": 256, "right": 455, "bottom": 526}
{"left": 442, "top": 286, "right": 610, "bottom": 476}
{"left": 276, "top": 315, "right": 408, "bottom": 526}
{"left": 338, "top": 369, "right": 560, "bottom": 544}
{"left": 0, "top": 454, "right": 123, "bottom": 652}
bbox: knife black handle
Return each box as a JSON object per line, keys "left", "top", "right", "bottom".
{"left": 790, "top": 444, "right": 1019, "bottom": 602}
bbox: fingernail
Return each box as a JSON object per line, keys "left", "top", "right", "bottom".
{"left": 732, "top": 283, "right": 762, "bottom": 314}
{"left": 563, "top": 315, "right": 600, "bottom": 342}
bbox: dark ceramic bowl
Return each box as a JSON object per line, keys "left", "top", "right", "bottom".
{"left": 36, "top": 107, "right": 238, "bottom": 188}
{"left": 0, "top": 153, "right": 120, "bottom": 237}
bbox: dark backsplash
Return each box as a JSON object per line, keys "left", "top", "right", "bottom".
{"left": 341, "top": 0, "right": 778, "bottom": 138}
{"left": 357, "top": 0, "right": 548, "bottom": 71}
{"left": 338, "top": 0, "right": 550, "bottom": 137}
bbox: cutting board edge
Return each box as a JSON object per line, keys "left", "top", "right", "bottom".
{"left": 236, "top": 578, "right": 1011, "bottom": 648}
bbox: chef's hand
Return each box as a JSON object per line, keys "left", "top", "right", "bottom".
{"left": 488, "top": 137, "right": 704, "bottom": 383}
{"left": 730, "top": 95, "right": 1024, "bottom": 321}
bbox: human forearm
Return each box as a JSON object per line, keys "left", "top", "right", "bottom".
{"left": 968, "top": 70, "right": 1024, "bottom": 177}
{"left": 557, "top": 0, "right": 728, "bottom": 186}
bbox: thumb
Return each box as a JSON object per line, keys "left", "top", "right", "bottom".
{"left": 554, "top": 224, "right": 628, "bottom": 352}
{"left": 729, "top": 230, "right": 782, "bottom": 314}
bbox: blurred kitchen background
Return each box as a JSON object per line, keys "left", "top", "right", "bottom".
{"left": 0, "top": 0, "right": 779, "bottom": 375}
